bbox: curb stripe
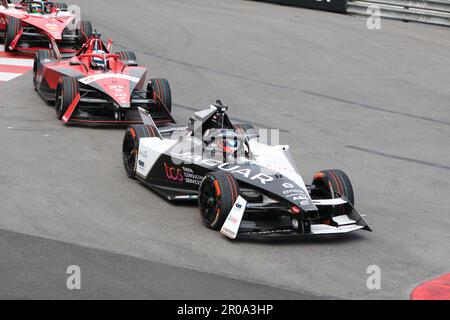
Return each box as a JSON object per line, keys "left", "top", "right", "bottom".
{"left": 0, "top": 56, "right": 34, "bottom": 66}
{"left": 0, "top": 65, "right": 32, "bottom": 73}
{"left": 0, "top": 71, "right": 22, "bottom": 81}
{"left": 411, "top": 273, "right": 450, "bottom": 300}
{"left": 0, "top": 45, "right": 34, "bottom": 84}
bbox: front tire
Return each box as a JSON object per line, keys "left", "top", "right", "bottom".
{"left": 198, "top": 172, "right": 239, "bottom": 230}
{"left": 4, "top": 17, "right": 21, "bottom": 52}
{"left": 122, "top": 124, "right": 157, "bottom": 179}
{"left": 312, "top": 169, "right": 354, "bottom": 216}
{"left": 55, "top": 76, "right": 79, "bottom": 120}
{"left": 147, "top": 78, "right": 172, "bottom": 113}
{"left": 33, "top": 50, "right": 56, "bottom": 91}
{"left": 77, "top": 20, "right": 93, "bottom": 43}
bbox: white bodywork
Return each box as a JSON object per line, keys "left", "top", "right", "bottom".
{"left": 134, "top": 108, "right": 367, "bottom": 238}
{"left": 136, "top": 129, "right": 348, "bottom": 208}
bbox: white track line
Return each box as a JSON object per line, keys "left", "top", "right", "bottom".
{"left": 0, "top": 57, "right": 34, "bottom": 67}
{"left": 0, "top": 72, "right": 23, "bottom": 81}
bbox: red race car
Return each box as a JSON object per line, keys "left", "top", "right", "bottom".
{"left": 0, "top": 0, "right": 92, "bottom": 54}
{"left": 33, "top": 34, "right": 174, "bottom": 125}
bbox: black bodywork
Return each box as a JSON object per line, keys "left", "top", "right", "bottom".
{"left": 129, "top": 105, "right": 371, "bottom": 239}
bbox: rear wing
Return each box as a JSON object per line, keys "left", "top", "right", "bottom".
{"left": 138, "top": 107, "right": 163, "bottom": 139}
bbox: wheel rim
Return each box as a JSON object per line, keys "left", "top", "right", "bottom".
{"left": 122, "top": 132, "right": 136, "bottom": 170}
{"left": 4, "top": 31, "right": 9, "bottom": 48}
{"left": 33, "top": 59, "right": 37, "bottom": 87}
{"left": 200, "top": 177, "right": 220, "bottom": 224}
{"left": 56, "top": 88, "right": 63, "bottom": 115}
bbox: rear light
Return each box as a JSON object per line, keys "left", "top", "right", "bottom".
{"left": 291, "top": 205, "right": 301, "bottom": 214}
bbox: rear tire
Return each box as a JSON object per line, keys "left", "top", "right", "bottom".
{"left": 33, "top": 50, "right": 56, "bottom": 90}
{"left": 233, "top": 123, "right": 258, "bottom": 139}
{"left": 312, "top": 169, "right": 354, "bottom": 216}
{"left": 55, "top": 76, "right": 79, "bottom": 119}
{"left": 54, "top": 3, "right": 68, "bottom": 10}
{"left": 122, "top": 124, "right": 157, "bottom": 179}
{"left": 4, "top": 17, "right": 21, "bottom": 52}
{"left": 147, "top": 78, "right": 172, "bottom": 113}
{"left": 78, "top": 20, "right": 93, "bottom": 43}
{"left": 233, "top": 123, "right": 255, "bottom": 133}
{"left": 198, "top": 172, "right": 239, "bottom": 230}
{"left": 116, "top": 51, "right": 137, "bottom": 62}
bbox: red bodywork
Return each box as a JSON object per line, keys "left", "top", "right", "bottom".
{"left": 35, "top": 36, "right": 174, "bottom": 124}
{"left": 1, "top": 1, "right": 78, "bottom": 53}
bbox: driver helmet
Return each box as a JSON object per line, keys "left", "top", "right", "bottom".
{"left": 204, "top": 129, "right": 245, "bottom": 160}
{"left": 30, "top": 2, "right": 43, "bottom": 14}
{"left": 90, "top": 50, "right": 106, "bottom": 69}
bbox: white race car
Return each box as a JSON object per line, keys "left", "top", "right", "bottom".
{"left": 122, "top": 101, "right": 371, "bottom": 239}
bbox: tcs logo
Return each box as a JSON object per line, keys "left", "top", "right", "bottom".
{"left": 164, "top": 162, "right": 184, "bottom": 182}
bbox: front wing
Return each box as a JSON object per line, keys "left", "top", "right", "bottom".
{"left": 232, "top": 201, "right": 371, "bottom": 240}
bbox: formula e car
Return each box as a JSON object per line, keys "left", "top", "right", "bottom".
{"left": 33, "top": 34, "right": 174, "bottom": 124}
{"left": 0, "top": 0, "right": 92, "bottom": 54}
{"left": 122, "top": 102, "right": 371, "bottom": 239}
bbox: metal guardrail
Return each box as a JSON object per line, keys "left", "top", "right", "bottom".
{"left": 347, "top": 0, "right": 450, "bottom": 27}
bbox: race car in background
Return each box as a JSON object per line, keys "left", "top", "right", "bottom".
{"left": 121, "top": 102, "right": 371, "bottom": 239}
{"left": 33, "top": 33, "right": 174, "bottom": 124}
{"left": 0, "top": 0, "right": 92, "bottom": 54}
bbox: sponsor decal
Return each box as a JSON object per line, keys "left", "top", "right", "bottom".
{"left": 282, "top": 182, "right": 311, "bottom": 205}
{"left": 182, "top": 166, "right": 203, "bottom": 185}
{"left": 163, "top": 163, "right": 204, "bottom": 184}
{"left": 137, "top": 150, "right": 147, "bottom": 170}
{"left": 108, "top": 84, "right": 128, "bottom": 104}
{"left": 79, "top": 74, "right": 140, "bottom": 85}
{"left": 164, "top": 162, "right": 184, "bottom": 182}
{"left": 139, "top": 149, "right": 148, "bottom": 160}
{"left": 220, "top": 196, "right": 247, "bottom": 239}
{"left": 45, "top": 23, "right": 58, "bottom": 30}
{"left": 170, "top": 152, "right": 274, "bottom": 185}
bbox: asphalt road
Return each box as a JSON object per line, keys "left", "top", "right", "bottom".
{"left": 0, "top": 228, "right": 317, "bottom": 299}
{"left": 1, "top": 0, "right": 449, "bottom": 299}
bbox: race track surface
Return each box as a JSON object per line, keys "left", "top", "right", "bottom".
{"left": 0, "top": 0, "right": 449, "bottom": 299}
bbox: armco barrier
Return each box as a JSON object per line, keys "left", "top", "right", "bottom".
{"left": 253, "top": 0, "right": 450, "bottom": 27}
{"left": 347, "top": 0, "right": 450, "bottom": 27}
{"left": 251, "top": 0, "right": 348, "bottom": 13}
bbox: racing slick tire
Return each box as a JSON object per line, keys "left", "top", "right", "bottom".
{"left": 233, "top": 123, "right": 255, "bottom": 133}
{"left": 198, "top": 172, "right": 240, "bottom": 230}
{"left": 122, "top": 124, "right": 158, "bottom": 179}
{"left": 312, "top": 169, "right": 354, "bottom": 216}
{"left": 4, "top": 17, "right": 21, "bottom": 52}
{"left": 54, "top": 3, "right": 68, "bottom": 10}
{"left": 55, "top": 76, "right": 79, "bottom": 119}
{"left": 33, "top": 50, "right": 56, "bottom": 90}
{"left": 147, "top": 78, "right": 172, "bottom": 113}
{"left": 78, "top": 20, "right": 93, "bottom": 42}
{"left": 233, "top": 123, "right": 259, "bottom": 139}
{"left": 116, "top": 51, "right": 137, "bottom": 63}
